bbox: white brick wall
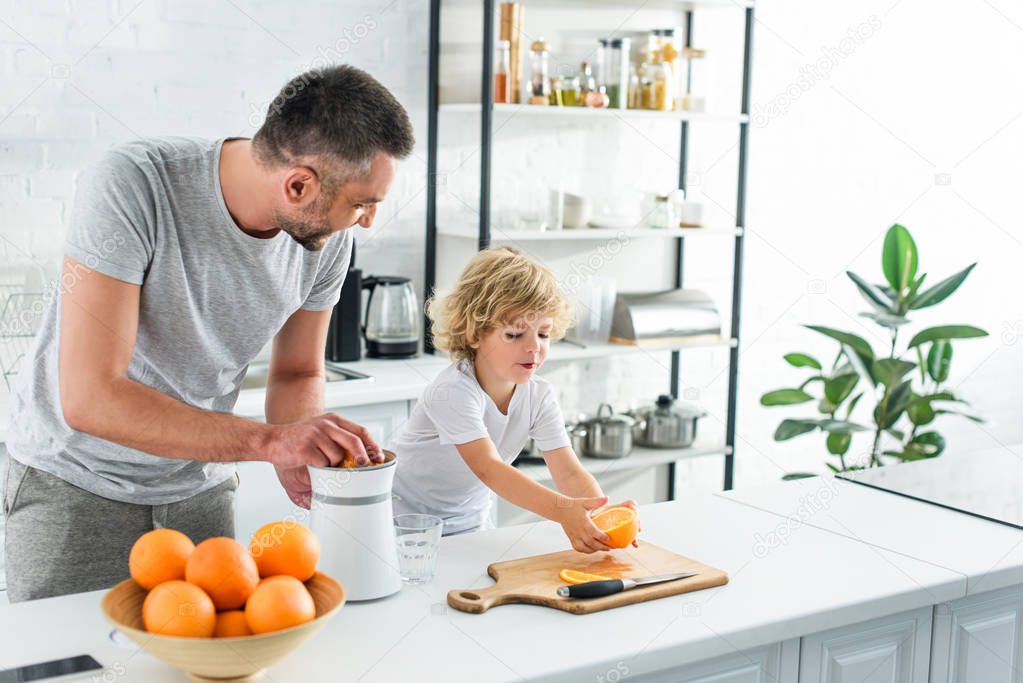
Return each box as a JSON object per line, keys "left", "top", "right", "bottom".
{"left": 0, "top": 0, "right": 427, "bottom": 272}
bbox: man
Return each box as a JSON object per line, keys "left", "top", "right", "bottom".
{"left": 2, "top": 65, "right": 415, "bottom": 601}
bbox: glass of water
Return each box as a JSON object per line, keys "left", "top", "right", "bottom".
{"left": 394, "top": 514, "right": 443, "bottom": 584}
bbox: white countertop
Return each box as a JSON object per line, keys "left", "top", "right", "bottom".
{"left": 718, "top": 449, "right": 1023, "bottom": 596}
{"left": 0, "top": 488, "right": 975, "bottom": 682}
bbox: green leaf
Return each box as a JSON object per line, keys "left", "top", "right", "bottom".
{"left": 913, "top": 431, "right": 946, "bottom": 457}
{"left": 875, "top": 379, "right": 913, "bottom": 428}
{"left": 761, "top": 388, "right": 815, "bottom": 406}
{"left": 845, "top": 392, "right": 864, "bottom": 418}
{"left": 798, "top": 376, "right": 824, "bottom": 391}
{"left": 860, "top": 312, "right": 911, "bottom": 328}
{"left": 886, "top": 428, "right": 905, "bottom": 440}
{"left": 840, "top": 345, "right": 877, "bottom": 388}
{"left": 825, "top": 462, "right": 841, "bottom": 473}
{"left": 905, "top": 274, "right": 927, "bottom": 307}
{"left": 804, "top": 326, "right": 875, "bottom": 360}
{"left": 818, "top": 398, "right": 834, "bottom": 415}
{"left": 889, "top": 379, "right": 914, "bottom": 414}
{"left": 872, "top": 358, "right": 917, "bottom": 387}
{"left": 906, "top": 397, "right": 936, "bottom": 426}
{"left": 774, "top": 419, "right": 821, "bottom": 441}
{"left": 927, "top": 341, "right": 953, "bottom": 383}
{"left": 823, "top": 374, "right": 859, "bottom": 405}
{"left": 882, "top": 224, "right": 918, "bottom": 292}
{"left": 784, "top": 352, "right": 822, "bottom": 370}
{"left": 782, "top": 472, "right": 818, "bottom": 481}
{"left": 820, "top": 419, "right": 869, "bottom": 434}
{"left": 909, "top": 391, "right": 963, "bottom": 406}
{"left": 847, "top": 271, "right": 896, "bottom": 313}
{"left": 886, "top": 441, "right": 940, "bottom": 461}
{"left": 909, "top": 263, "right": 977, "bottom": 310}
{"left": 907, "top": 325, "right": 988, "bottom": 349}
{"left": 934, "top": 409, "right": 985, "bottom": 423}
{"left": 827, "top": 432, "right": 852, "bottom": 456}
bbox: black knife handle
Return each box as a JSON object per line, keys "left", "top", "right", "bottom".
{"left": 566, "top": 579, "right": 625, "bottom": 598}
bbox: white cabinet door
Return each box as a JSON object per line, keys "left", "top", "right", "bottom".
{"left": 931, "top": 584, "right": 1023, "bottom": 683}
{"left": 799, "top": 607, "right": 932, "bottom": 683}
{"left": 235, "top": 400, "right": 409, "bottom": 544}
{"left": 630, "top": 640, "right": 799, "bottom": 683}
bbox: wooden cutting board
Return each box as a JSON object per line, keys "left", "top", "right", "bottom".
{"left": 447, "top": 542, "right": 727, "bottom": 615}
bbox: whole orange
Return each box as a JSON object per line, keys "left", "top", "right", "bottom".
{"left": 213, "top": 610, "right": 253, "bottom": 638}
{"left": 129, "top": 528, "right": 195, "bottom": 590}
{"left": 258, "top": 575, "right": 291, "bottom": 587}
{"left": 185, "top": 537, "right": 259, "bottom": 610}
{"left": 249, "top": 521, "right": 320, "bottom": 581}
{"left": 141, "top": 580, "right": 215, "bottom": 637}
{"left": 591, "top": 506, "right": 639, "bottom": 549}
{"left": 244, "top": 575, "right": 316, "bottom": 634}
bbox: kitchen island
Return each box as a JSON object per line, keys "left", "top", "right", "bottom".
{"left": 3, "top": 457, "right": 1022, "bottom": 682}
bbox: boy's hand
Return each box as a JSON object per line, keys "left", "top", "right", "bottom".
{"left": 556, "top": 495, "right": 612, "bottom": 553}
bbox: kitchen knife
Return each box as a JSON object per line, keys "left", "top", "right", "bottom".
{"left": 556, "top": 571, "right": 700, "bottom": 599}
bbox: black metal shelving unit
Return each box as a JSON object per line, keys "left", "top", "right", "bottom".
{"left": 424, "top": 0, "right": 754, "bottom": 493}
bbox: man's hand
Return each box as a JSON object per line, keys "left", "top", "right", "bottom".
{"left": 265, "top": 412, "right": 385, "bottom": 508}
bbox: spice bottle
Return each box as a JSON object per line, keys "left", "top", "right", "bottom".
{"left": 494, "top": 40, "right": 511, "bottom": 104}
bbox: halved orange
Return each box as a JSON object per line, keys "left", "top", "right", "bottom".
{"left": 559, "top": 569, "right": 612, "bottom": 584}
{"left": 591, "top": 506, "right": 639, "bottom": 549}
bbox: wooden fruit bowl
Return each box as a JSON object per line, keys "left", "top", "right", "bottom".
{"left": 101, "top": 571, "right": 344, "bottom": 682}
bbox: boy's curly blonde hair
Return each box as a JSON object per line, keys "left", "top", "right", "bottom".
{"left": 428, "top": 247, "right": 573, "bottom": 361}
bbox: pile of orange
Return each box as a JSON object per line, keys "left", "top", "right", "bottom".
{"left": 128, "top": 521, "right": 321, "bottom": 638}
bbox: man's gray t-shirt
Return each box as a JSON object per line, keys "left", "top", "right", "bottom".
{"left": 7, "top": 137, "right": 352, "bottom": 505}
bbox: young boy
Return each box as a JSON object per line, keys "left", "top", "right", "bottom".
{"left": 391, "top": 247, "right": 627, "bottom": 553}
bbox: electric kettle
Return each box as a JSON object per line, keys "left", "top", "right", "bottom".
{"left": 363, "top": 275, "right": 419, "bottom": 358}
{"left": 308, "top": 451, "right": 402, "bottom": 601}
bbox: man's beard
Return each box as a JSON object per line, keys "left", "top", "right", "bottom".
{"left": 272, "top": 196, "right": 335, "bottom": 251}
{"left": 273, "top": 212, "right": 333, "bottom": 251}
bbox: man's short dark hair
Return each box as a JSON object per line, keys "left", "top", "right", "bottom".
{"left": 253, "top": 65, "right": 414, "bottom": 180}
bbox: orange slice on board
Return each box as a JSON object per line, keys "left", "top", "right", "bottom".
{"left": 591, "top": 506, "right": 639, "bottom": 549}
{"left": 559, "top": 569, "right": 612, "bottom": 585}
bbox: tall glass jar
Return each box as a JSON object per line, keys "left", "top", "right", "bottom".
{"left": 528, "top": 38, "right": 551, "bottom": 105}
{"left": 681, "top": 47, "right": 707, "bottom": 112}
{"left": 601, "top": 37, "right": 630, "bottom": 109}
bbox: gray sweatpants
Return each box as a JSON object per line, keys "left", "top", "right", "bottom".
{"left": 2, "top": 457, "right": 237, "bottom": 603}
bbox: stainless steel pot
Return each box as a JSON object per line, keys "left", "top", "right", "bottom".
{"left": 573, "top": 404, "right": 635, "bottom": 459}
{"left": 629, "top": 395, "right": 705, "bottom": 448}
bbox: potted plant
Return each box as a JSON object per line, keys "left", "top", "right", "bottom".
{"left": 761, "top": 224, "right": 987, "bottom": 478}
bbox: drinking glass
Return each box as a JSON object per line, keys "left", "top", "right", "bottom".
{"left": 394, "top": 514, "right": 443, "bottom": 584}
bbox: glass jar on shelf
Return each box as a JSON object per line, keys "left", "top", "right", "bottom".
{"left": 553, "top": 71, "right": 580, "bottom": 106}
{"left": 528, "top": 38, "right": 551, "bottom": 105}
{"left": 681, "top": 48, "right": 707, "bottom": 112}
{"left": 600, "top": 37, "right": 631, "bottom": 109}
{"left": 641, "top": 55, "right": 673, "bottom": 111}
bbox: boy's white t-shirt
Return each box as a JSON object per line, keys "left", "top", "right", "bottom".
{"left": 391, "top": 359, "right": 571, "bottom": 534}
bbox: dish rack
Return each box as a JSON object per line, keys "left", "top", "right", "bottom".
{"left": 0, "top": 268, "right": 45, "bottom": 392}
